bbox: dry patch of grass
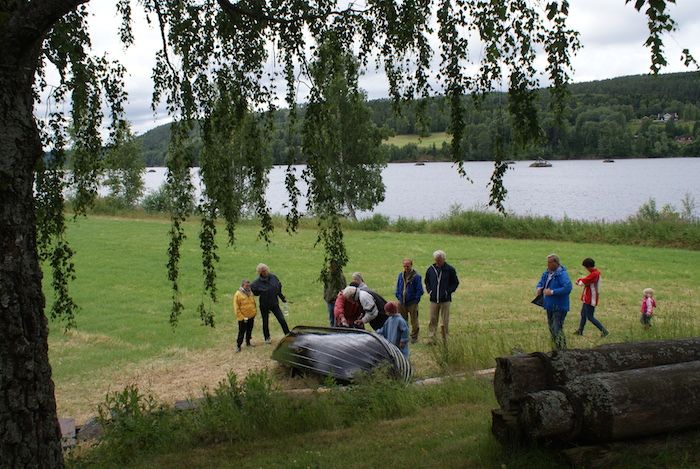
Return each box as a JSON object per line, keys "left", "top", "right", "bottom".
{"left": 56, "top": 337, "right": 447, "bottom": 423}
{"left": 55, "top": 339, "right": 274, "bottom": 423}
{"left": 54, "top": 330, "right": 146, "bottom": 351}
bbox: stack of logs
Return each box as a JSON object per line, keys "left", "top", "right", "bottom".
{"left": 492, "top": 337, "right": 700, "bottom": 445}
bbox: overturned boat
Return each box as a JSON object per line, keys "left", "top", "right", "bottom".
{"left": 272, "top": 326, "right": 412, "bottom": 383}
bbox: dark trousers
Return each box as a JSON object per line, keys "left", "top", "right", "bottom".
{"left": 237, "top": 318, "right": 254, "bottom": 347}
{"left": 261, "top": 303, "right": 290, "bottom": 340}
{"left": 326, "top": 302, "right": 335, "bottom": 327}
{"left": 578, "top": 303, "right": 606, "bottom": 333}
{"left": 546, "top": 309, "right": 568, "bottom": 350}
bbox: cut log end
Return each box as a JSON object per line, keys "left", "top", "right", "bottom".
{"left": 494, "top": 354, "right": 547, "bottom": 411}
{"left": 520, "top": 390, "right": 576, "bottom": 440}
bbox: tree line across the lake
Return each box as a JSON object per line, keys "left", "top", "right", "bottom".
{"left": 136, "top": 71, "right": 700, "bottom": 166}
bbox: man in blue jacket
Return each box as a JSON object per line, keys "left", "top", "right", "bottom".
{"left": 395, "top": 258, "right": 424, "bottom": 344}
{"left": 536, "top": 253, "right": 572, "bottom": 350}
{"left": 424, "top": 250, "right": 459, "bottom": 343}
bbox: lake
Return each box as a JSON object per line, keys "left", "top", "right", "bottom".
{"left": 142, "top": 158, "right": 700, "bottom": 222}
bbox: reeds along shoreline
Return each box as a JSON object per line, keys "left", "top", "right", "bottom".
{"left": 74, "top": 196, "right": 700, "bottom": 251}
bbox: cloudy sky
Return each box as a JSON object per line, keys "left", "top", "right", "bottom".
{"left": 77, "top": 0, "right": 700, "bottom": 135}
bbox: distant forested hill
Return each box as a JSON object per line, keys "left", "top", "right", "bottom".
{"left": 135, "top": 71, "right": 700, "bottom": 166}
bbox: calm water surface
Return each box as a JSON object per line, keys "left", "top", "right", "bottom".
{"left": 143, "top": 158, "right": 700, "bottom": 222}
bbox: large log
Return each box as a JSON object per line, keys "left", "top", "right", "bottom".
{"left": 494, "top": 354, "right": 547, "bottom": 410}
{"left": 519, "top": 360, "right": 700, "bottom": 443}
{"left": 546, "top": 337, "right": 700, "bottom": 384}
{"left": 494, "top": 337, "right": 700, "bottom": 410}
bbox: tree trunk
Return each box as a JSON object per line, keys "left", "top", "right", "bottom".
{"left": 494, "top": 338, "right": 700, "bottom": 410}
{"left": 520, "top": 360, "right": 700, "bottom": 443}
{"left": 344, "top": 195, "right": 358, "bottom": 222}
{"left": 0, "top": 4, "right": 79, "bottom": 466}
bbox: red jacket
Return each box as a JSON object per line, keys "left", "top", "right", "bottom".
{"left": 334, "top": 292, "right": 364, "bottom": 327}
{"left": 577, "top": 268, "right": 601, "bottom": 306}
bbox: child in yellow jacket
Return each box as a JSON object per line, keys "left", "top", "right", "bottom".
{"left": 233, "top": 279, "right": 257, "bottom": 352}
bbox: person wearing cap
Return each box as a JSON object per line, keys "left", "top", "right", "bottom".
{"left": 375, "top": 301, "right": 410, "bottom": 358}
{"left": 250, "top": 263, "right": 290, "bottom": 344}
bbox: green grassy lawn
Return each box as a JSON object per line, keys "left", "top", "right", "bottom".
{"left": 124, "top": 400, "right": 535, "bottom": 469}
{"left": 50, "top": 216, "right": 700, "bottom": 466}
{"left": 384, "top": 131, "right": 450, "bottom": 148}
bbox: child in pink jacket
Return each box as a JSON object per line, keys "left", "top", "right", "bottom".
{"left": 640, "top": 288, "right": 656, "bottom": 329}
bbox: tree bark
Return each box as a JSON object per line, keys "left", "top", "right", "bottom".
{"left": 344, "top": 194, "right": 358, "bottom": 222}
{"left": 493, "top": 353, "right": 547, "bottom": 410}
{"left": 520, "top": 361, "right": 700, "bottom": 443}
{"left": 494, "top": 338, "right": 700, "bottom": 411}
{"left": 490, "top": 408, "right": 524, "bottom": 446}
{"left": 0, "top": 2, "right": 88, "bottom": 466}
{"left": 0, "top": 62, "right": 64, "bottom": 469}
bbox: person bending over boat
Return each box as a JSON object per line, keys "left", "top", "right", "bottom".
{"left": 334, "top": 276, "right": 377, "bottom": 328}
{"left": 342, "top": 286, "right": 388, "bottom": 331}
{"left": 334, "top": 288, "right": 364, "bottom": 329}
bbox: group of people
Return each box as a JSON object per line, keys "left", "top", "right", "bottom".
{"left": 234, "top": 250, "right": 460, "bottom": 357}
{"left": 326, "top": 250, "right": 460, "bottom": 357}
{"left": 233, "top": 251, "right": 657, "bottom": 356}
{"left": 535, "top": 253, "right": 657, "bottom": 350}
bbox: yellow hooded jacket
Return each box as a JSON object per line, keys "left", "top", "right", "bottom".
{"left": 233, "top": 289, "right": 257, "bottom": 321}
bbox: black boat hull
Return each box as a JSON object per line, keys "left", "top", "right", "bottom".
{"left": 272, "top": 326, "right": 412, "bottom": 383}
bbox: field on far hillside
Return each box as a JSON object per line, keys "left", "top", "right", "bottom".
{"left": 384, "top": 131, "right": 449, "bottom": 148}
{"left": 46, "top": 216, "right": 700, "bottom": 424}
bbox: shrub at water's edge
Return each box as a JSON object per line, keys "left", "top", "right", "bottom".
{"left": 77, "top": 195, "right": 700, "bottom": 249}
{"left": 341, "top": 199, "right": 700, "bottom": 250}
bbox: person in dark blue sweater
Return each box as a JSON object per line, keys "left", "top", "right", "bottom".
{"left": 424, "top": 250, "right": 459, "bottom": 343}
{"left": 251, "top": 263, "right": 290, "bottom": 344}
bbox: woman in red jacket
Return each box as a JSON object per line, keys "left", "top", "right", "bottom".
{"left": 574, "top": 258, "right": 609, "bottom": 337}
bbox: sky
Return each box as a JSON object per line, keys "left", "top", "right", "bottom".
{"left": 75, "top": 0, "right": 700, "bottom": 136}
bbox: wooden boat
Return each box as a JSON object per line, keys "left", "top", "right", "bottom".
{"left": 603, "top": 159, "right": 615, "bottom": 163}
{"left": 272, "top": 326, "right": 412, "bottom": 383}
{"left": 529, "top": 158, "right": 552, "bottom": 167}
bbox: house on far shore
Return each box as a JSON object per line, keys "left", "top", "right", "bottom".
{"left": 654, "top": 112, "right": 679, "bottom": 122}
{"left": 675, "top": 136, "right": 694, "bottom": 145}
